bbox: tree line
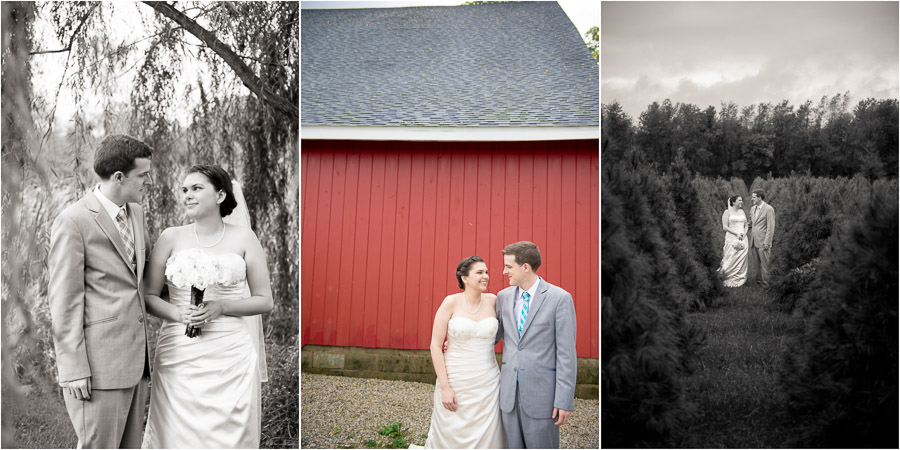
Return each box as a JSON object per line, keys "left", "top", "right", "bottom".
{"left": 602, "top": 93, "right": 898, "bottom": 183}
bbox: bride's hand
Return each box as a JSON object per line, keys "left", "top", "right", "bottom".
{"left": 441, "top": 388, "right": 457, "bottom": 412}
{"left": 178, "top": 305, "right": 199, "bottom": 325}
{"left": 190, "top": 301, "right": 224, "bottom": 326}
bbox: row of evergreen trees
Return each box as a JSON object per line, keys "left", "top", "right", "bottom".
{"left": 602, "top": 93, "right": 898, "bottom": 182}
{"left": 602, "top": 160, "right": 898, "bottom": 446}
{"left": 602, "top": 155, "right": 729, "bottom": 445}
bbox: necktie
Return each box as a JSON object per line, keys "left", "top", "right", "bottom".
{"left": 115, "top": 207, "right": 135, "bottom": 265}
{"left": 518, "top": 292, "right": 531, "bottom": 337}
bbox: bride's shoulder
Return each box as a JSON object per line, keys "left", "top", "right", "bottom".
{"left": 226, "top": 223, "right": 260, "bottom": 241}
{"left": 440, "top": 293, "right": 460, "bottom": 307}
{"left": 157, "top": 225, "right": 190, "bottom": 241}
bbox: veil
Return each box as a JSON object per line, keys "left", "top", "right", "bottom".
{"left": 223, "top": 180, "right": 269, "bottom": 383}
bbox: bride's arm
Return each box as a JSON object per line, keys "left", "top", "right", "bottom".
{"left": 143, "top": 228, "right": 186, "bottom": 323}
{"left": 430, "top": 296, "right": 457, "bottom": 411}
{"left": 721, "top": 211, "right": 739, "bottom": 237}
{"left": 216, "top": 228, "right": 274, "bottom": 317}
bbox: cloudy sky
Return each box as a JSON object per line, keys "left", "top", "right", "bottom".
{"left": 601, "top": 1, "right": 899, "bottom": 120}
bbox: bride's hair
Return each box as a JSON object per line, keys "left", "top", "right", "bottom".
{"left": 727, "top": 195, "right": 740, "bottom": 208}
{"left": 456, "top": 256, "right": 485, "bottom": 290}
{"left": 187, "top": 165, "right": 238, "bottom": 217}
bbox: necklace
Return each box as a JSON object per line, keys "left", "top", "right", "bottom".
{"left": 194, "top": 223, "right": 226, "bottom": 248}
{"left": 465, "top": 294, "right": 483, "bottom": 315}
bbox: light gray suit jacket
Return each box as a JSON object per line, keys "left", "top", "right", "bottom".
{"left": 749, "top": 201, "right": 775, "bottom": 248}
{"left": 494, "top": 278, "right": 577, "bottom": 418}
{"left": 48, "top": 190, "right": 152, "bottom": 389}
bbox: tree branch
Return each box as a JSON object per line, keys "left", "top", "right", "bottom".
{"left": 28, "top": 3, "right": 99, "bottom": 56}
{"left": 141, "top": 1, "right": 298, "bottom": 121}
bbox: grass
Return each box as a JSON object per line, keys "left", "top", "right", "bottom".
{"left": 1, "top": 382, "right": 76, "bottom": 448}
{"left": 667, "top": 284, "right": 799, "bottom": 448}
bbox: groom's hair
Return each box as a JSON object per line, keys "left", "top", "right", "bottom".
{"left": 502, "top": 241, "right": 542, "bottom": 272}
{"left": 752, "top": 189, "right": 767, "bottom": 201}
{"left": 456, "top": 256, "right": 485, "bottom": 289}
{"left": 188, "top": 165, "right": 238, "bottom": 217}
{"left": 93, "top": 134, "right": 153, "bottom": 180}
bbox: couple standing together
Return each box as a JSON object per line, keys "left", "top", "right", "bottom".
{"left": 417, "top": 242, "right": 577, "bottom": 449}
{"left": 48, "top": 135, "right": 273, "bottom": 448}
{"left": 718, "top": 189, "right": 776, "bottom": 288}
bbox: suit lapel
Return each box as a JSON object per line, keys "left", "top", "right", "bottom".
{"left": 520, "top": 279, "right": 548, "bottom": 340}
{"left": 86, "top": 191, "right": 134, "bottom": 273}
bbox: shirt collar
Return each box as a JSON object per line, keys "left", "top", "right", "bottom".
{"left": 94, "top": 185, "right": 125, "bottom": 222}
{"left": 519, "top": 276, "right": 542, "bottom": 300}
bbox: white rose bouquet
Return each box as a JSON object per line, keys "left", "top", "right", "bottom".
{"left": 165, "top": 248, "right": 219, "bottom": 338}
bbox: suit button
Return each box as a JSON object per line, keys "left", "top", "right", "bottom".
{"left": 138, "top": 316, "right": 144, "bottom": 323}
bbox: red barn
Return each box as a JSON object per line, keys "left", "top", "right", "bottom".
{"left": 301, "top": 3, "right": 598, "bottom": 363}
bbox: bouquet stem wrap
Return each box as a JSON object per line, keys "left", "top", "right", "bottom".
{"left": 185, "top": 286, "right": 205, "bottom": 338}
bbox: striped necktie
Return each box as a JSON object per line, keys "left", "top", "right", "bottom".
{"left": 518, "top": 292, "right": 531, "bottom": 337}
{"left": 115, "top": 207, "right": 135, "bottom": 265}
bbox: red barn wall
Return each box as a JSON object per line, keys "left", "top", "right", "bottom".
{"left": 301, "top": 139, "right": 598, "bottom": 358}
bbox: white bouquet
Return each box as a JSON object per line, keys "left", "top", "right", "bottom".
{"left": 733, "top": 240, "right": 745, "bottom": 251}
{"left": 165, "top": 249, "right": 220, "bottom": 338}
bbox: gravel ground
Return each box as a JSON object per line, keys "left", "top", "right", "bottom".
{"left": 301, "top": 373, "right": 598, "bottom": 449}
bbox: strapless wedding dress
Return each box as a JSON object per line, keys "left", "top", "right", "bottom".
{"left": 719, "top": 212, "right": 749, "bottom": 287}
{"left": 421, "top": 317, "right": 506, "bottom": 449}
{"left": 143, "top": 250, "right": 260, "bottom": 448}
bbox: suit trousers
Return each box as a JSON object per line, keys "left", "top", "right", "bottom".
{"left": 502, "top": 382, "right": 559, "bottom": 449}
{"left": 63, "top": 377, "right": 149, "bottom": 449}
{"left": 750, "top": 245, "right": 771, "bottom": 286}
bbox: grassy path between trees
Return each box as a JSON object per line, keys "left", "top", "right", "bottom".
{"left": 669, "top": 285, "right": 798, "bottom": 448}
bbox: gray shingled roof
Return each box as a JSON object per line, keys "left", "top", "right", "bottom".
{"left": 301, "top": 2, "right": 599, "bottom": 127}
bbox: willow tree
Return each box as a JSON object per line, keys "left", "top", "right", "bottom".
{"left": 31, "top": 1, "right": 299, "bottom": 339}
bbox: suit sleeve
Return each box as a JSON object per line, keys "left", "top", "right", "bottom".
{"left": 48, "top": 214, "right": 91, "bottom": 383}
{"left": 765, "top": 206, "right": 775, "bottom": 247}
{"left": 494, "top": 294, "right": 503, "bottom": 345}
{"left": 554, "top": 292, "right": 577, "bottom": 412}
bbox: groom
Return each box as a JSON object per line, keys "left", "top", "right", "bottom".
{"left": 748, "top": 189, "right": 776, "bottom": 288}
{"left": 495, "top": 241, "right": 577, "bottom": 449}
{"left": 48, "top": 135, "right": 154, "bottom": 448}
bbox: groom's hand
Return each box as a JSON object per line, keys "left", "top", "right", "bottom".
{"left": 60, "top": 376, "right": 92, "bottom": 401}
{"left": 552, "top": 408, "right": 571, "bottom": 426}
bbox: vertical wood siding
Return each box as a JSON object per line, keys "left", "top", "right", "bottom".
{"left": 301, "top": 139, "right": 599, "bottom": 358}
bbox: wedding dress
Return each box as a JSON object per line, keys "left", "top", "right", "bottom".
{"left": 420, "top": 317, "right": 506, "bottom": 449}
{"left": 143, "top": 250, "right": 260, "bottom": 448}
{"left": 719, "top": 211, "right": 749, "bottom": 287}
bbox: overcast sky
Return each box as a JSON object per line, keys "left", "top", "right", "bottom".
{"left": 601, "top": 1, "right": 899, "bottom": 120}
{"left": 301, "top": 1, "right": 599, "bottom": 40}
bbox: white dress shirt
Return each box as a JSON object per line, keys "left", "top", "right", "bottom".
{"left": 514, "top": 276, "right": 542, "bottom": 322}
{"left": 95, "top": 186, "right": 131, "bottom": 234}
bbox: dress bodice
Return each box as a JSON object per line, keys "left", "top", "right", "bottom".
{"left": 447, "top": 317, "right": 498, "bottom": 341}
{"left": 727, "top": 212, "right": 747, "bottom": 227}
{"left": 445, "top": 317, "right": 498, "bottom": 364}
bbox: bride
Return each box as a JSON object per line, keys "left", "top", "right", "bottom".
{"left": 416, "top": 256, "right": 506, "bottom": 449}
{"left": 142, "top": 165, "right": 273, "bottom": 448}
{"left": 718, "top": 195, "right": 749, "bottom": 287}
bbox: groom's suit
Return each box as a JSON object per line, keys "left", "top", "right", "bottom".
{"left": 49, "top": 190, "right": 152, "bottom": 448}
{"left": 748, "top": 200, "right": 776, "bottom": 287}
{"left": 495, "top": 278, "right": 577, "bottom": 449}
